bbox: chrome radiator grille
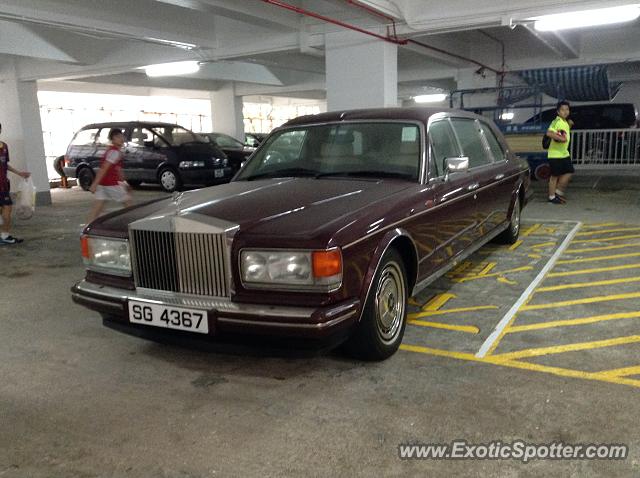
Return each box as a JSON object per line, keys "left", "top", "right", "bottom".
{"left": 130, "top": 230, "right": 229, "bottom": 297}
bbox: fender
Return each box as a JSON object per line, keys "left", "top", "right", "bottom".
{"left": 356, "top": 228, "right": 419, "bottom": 323}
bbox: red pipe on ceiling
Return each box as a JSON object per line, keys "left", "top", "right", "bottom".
{"left": 261, "top": 0, "right": 407, "bottom": 45}
{"left": 262, "top": 0, "right": 502, "bottom": 75}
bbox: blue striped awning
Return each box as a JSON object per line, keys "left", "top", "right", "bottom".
{"left": 518, "top": 65, "right": 622, "bottom": 102}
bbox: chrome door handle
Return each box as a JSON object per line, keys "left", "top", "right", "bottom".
{"left": 494, "top": 173, "right": 505, "bottom": 180}
{"left": 467, "top": 183, "right": 480, "bottom": 191}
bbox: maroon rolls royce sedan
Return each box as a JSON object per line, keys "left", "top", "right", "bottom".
{"left": 72, "top": 108, "right": 530, "bottom": 360}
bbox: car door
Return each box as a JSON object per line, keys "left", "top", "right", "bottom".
{"left": 449, "top": 118, "right": 496, "bottom": 240}
{"left": 478, "top": 121, "right": 519, "bottom": 232}
{"left": 414, "top": 118, "right": 479, "bottom": 276}
{"left": 125, "top": 127, "right": 165, "bottom": 182}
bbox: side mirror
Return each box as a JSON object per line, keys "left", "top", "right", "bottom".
{"left": 443, "top": 156, "right": 469, "bottom": 181}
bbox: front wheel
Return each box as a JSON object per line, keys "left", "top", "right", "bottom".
{"left": 158, "top": 168, "right": 182, "bottom": 193}
{"left": 343, "top": 249, "right": 408, "bottom": 361}
{"left": 495, "top": 195, "right": 521, "bottom": 244}
{"left": 77, "top": 167, "right": 95, "bottom": 191}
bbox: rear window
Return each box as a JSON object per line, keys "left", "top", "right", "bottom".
{"left": 71, "top": 129, "right": 98, "bottom": 146}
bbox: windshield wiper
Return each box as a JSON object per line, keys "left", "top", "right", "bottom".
{"left": 243, "top": 168, "right": 319, "bottom": 181}
{"left": 314, "top": 170, "right": 415, "bottom": 180}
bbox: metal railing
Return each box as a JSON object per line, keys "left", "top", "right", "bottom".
{"left": 571, "top": 129, "right": 640, "bottom": 168}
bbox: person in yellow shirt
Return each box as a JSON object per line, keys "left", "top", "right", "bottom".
{"left": 546, "top": 101, "right": 573, "bottom": 204}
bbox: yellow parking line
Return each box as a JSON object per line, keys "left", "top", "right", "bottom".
{"left": 548, "top": 263, "right": 640, "bottom": 278}
{"left": 422, "top": 293, "right": 456, "bottom": 311}
{"left": 536, "top": 276, "right": 640, "bottom": 292}
{"left": 400, "top": 344, "right": 640, "bottom": 388}
{"left": 408, "top": 305, "right": 498, "bottom": 319}
{"left": 478, "top": 262, "right": 497, "bottom": 275}
{"left": 455, "top": 266, "right": 533, "bottom": 283}
{"left": 572, "top": 233, "right": 640, "bottom": 244}
{"left": 521, "top": 224, "right": 541, "bottom": 237}
{"left": 575, "top": 227, "right": 640, "bottom": 237}
{"left": 507, "top": 311, "right": 640, "bottom": 333}
{"left": 408, "top": 320, "right": 480, "bottom": 334}
{"left": 509, "top": 240, "right": 523, "bottom": 251}
{"left": 530, "top": 241, "right": 557, "bottom": 249}
{"left": 565, "top": 243, "right": 640, "bottom": 254}
{"left": 521, "top": 291, "right": 640, "bottom": 311}
{"left": 597, "top": 365, "right": 640, "bottom": 378}
{"left": 556, "top": 252, "right": 640, "bottom": 265}
{"left": 581, "top": 222, "right": 622, "bottom": 229}
{"left": 490, "top": 335, "right": 640, "bottom": 361}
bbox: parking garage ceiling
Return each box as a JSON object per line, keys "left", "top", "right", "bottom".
{"left": 0, "top": 0, "right": 640, "bottom": 99}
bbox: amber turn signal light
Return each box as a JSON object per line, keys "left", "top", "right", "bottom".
{"left": 312, "top": 249, "right": 342, "bottom": 278}
{"left": 80, "top": 235, "right": 90, "bottom": 259}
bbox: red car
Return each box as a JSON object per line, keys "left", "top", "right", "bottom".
{"left": 72, "top": 108, "right": 530, "bottom": 360}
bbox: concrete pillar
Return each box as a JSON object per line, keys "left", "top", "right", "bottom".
{"left": 210, "top": 83, "right": 244, "bottom": 141}
{"left": 0, "top": 59, "right": 50, "bottom": 205}
{"left": 325, "top": 30, "right": 398, "bottom": 111}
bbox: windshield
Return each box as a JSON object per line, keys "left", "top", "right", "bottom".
{"left": 212, "top": 133, "right": 244, "bottom": 149}
{"left": 236, "top": 122, "right": 421, "bottom": 181}
{"left": 151, "top": 126, "right": 206, "bottom": 146}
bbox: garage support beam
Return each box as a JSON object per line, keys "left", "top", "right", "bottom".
{"left": 210, "top": 83, "right": 245, "bottom": 141}
{"left": 325, "top": 30, "right": 397, "bottom": 111}
{"left": 0, "top": 59, "right": 50, "bottom": 205}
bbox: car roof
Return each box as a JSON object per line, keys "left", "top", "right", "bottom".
{"left": 281, "top": 107, "right": 480, "bottom": 128}
{"left": 79, "top": 121, "right": 190, "bottom": 130}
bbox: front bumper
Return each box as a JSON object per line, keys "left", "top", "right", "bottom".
{"left": 180, "top": 167, "right": 234, "bottom": 185}
{"left": 71, "top": 280, "right": 360, "bottom": 340}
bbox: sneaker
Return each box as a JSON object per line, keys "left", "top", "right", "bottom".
{"left": 0, "top": 235, "right": 24, "bottom": 245}
{"left": 556, "top": 194, "right": 567, "bottom": 203}
{"left": 548, "top": 196, "right": 563, "bottom": 204}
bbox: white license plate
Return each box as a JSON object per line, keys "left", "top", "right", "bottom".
{"left": 128, "top": 301, "right": 209, "bottom": 334}
{"left": 214, "top": 169, "right": 225, "bottom": 178}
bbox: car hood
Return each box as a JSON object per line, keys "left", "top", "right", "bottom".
{"left": 91, "top": 178, "right": 413, "bottom": 241}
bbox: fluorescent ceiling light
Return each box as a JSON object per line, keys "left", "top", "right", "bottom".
{"left": 534, "top": 5, "right": 640, "bottom": 32}
{"left": 144, "top": 61, "right": 200, "bottom": 77}
{"left": 414, "top": 93, "right": 447, "bottom": 103}
{"left": 500, "top": 112, "right": 515, "bottom": 121}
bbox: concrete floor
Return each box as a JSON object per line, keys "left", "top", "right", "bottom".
{"left": 2, "top": 176, "right": 640, "bottom": 477}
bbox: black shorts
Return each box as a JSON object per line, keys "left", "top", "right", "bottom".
{"left": 0, "top": 181, "right": 11, "bottom": 207}
{"left": 548, "top": 157, "right": 574, "bottom": 176}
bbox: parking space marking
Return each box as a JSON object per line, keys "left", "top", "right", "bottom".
{"left": 475, "top": 222, "right": 582, "bottom": 358}
{"left": 453, "top": 265, "right": 533, "bottom": 283}
{"left": 548, "top": 263, "right": 640, "bottom": 278}
{"left": 490, "top": 335, "right": 640, "bottom": 361}
{"left": 509, "top": 240, "right": 524, "bottom": 251}
{"left": 572, "top": 233, "right": 640, "bottom": 244}
{"left": 408, "top": 320, "right": 480, "bottom": 334}
{"left": 598, "top": 365, "right": 640, "bottom": 378}
{"left": 565, "top": 243, "right": 640, "bottom": 254}
{"left": 507, "top": 311, "right": 640, "bottom": 333}
{"left": 575, "top": 227, "right": 640, "bottom": 237}
{"left": 520, "top": 224, "right": 541, "bottom": 237}
{"left": 421, "top": 293, "right": 456, "bottom": 311}
{"left": 404, "top": 220, "right": 640, "bottom": 390}
{"left": 521, "top": 291, "right": 640, "bottom": 311}
{"left": 536, "top": 276, "right": 640, "bottom": 292}
{"left": 408, "top": 305, "right": 498, "bottom": 319}
{"left": 580, "top": 222, "right": 622, "bottom": 229}
{"left": 556, "top": 251, "right": 640, "bottom": 265}
{"left": 400, "top": 344, "right": 640, "bottom": 388}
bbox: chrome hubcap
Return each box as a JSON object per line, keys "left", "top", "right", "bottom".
{"left": 161, "top": 171, "right": 176, "bottom": 190}
{"left": 375, "top": 263, "right": 405, "bottom": 344}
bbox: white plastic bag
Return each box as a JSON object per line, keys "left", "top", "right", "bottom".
{"left": 15, "top": 177, "right": 35, "bottom": 220}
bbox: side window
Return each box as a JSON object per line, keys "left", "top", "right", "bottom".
{"left": 71, "top": 129, "right": 98, "bottom": 146}
{"left": 480, "top": 123, "right": 505, "bottom": 161}
{"left": 428, "top": 120, "right": 460, "bottom": 177}
{"left": 130, "top": 128, "right": 154, "bottom": 147}
{"left": 450, "top": 118, "right": 491, "bottom": 169}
